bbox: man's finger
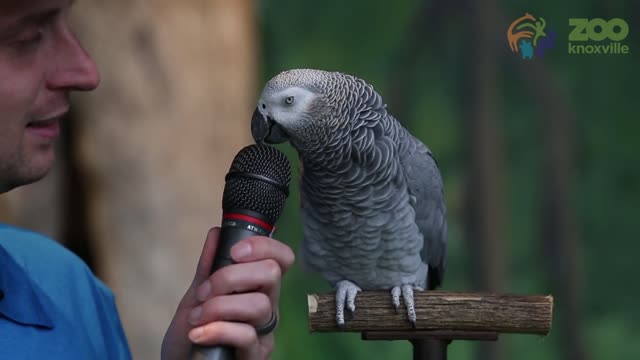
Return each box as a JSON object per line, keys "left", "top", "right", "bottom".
{"left": 230, "top": 236, "right": 295, "bottom": 272}
{"left": 188, "top": 293, "right": 273, "bottom": 328}
{"left": 197, "top": 259, "right": 282, "bottom": 301}
{"left": 188, "top": 321, "right": 260, "bottom": 349}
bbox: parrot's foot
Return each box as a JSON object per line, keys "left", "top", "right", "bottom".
{"left": 390, "top": 284, "right": 423, "bottom": 327}
{"left": 335, "top": 280, "right": 362, "bottom": 328}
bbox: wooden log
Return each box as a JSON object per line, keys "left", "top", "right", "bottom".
{"left": 308, "top": 291, "right": 553, "bottom": 335}
{"left": 362, "top": 330, "right": 498, "bottom": 341}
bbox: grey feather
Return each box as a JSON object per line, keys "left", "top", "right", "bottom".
{"left": 256, "top": 69, "right": 447, "bottom": 295}
{"left": 396, "top": 128, "right": 447, "bottom": 289}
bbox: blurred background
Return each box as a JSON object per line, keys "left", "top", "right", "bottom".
{"left": 0, "top": 0, "right": 637, "bottom": 359}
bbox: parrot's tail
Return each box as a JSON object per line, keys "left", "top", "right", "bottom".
{"left": 427, "top": 266, "right": 443, "bottom": 290}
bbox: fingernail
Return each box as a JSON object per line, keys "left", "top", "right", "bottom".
{"left": 196, "top": 281, "right": 211, "bottom": 302}
{"left": 231, "top": 243, "right": 252, "bottom": 260}
{"left": 188, "top": 306, "right": 202, "bottom": 325}
{"left": 189, "top": 327, "right": 203, "bottom": 343}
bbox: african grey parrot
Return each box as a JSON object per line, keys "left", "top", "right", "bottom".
{"left": 251, "top": 69, "right": 447, "bottom": 327}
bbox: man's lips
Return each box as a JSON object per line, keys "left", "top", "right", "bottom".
{"left": 26, "top": 115, "right": 64, "bottom": 140}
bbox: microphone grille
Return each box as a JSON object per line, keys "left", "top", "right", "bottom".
{"left": 222, "top": 144, "right": 291, "bottom": 224}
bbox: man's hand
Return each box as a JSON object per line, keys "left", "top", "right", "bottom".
{"left": 161, "top": 227, "right": 295, "bottom": 360}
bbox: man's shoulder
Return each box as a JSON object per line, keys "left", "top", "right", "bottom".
{"left": 0, "top": 223, "right": 83, "bottom": 265}
{"left": 0, "top": 223, "right": 68, "bottom": 250}
{"left": 0, "top": 224, "right": 131, "bottom": 359}
{"left": 0, "top": 223, "right": 110, "bottom": 295}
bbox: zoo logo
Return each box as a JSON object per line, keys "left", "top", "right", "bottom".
{"left": 568, "top": 18, "right": 630, "bottom": 55}
{"left": 507, "top": 13, "right": 557, "bottom": 60}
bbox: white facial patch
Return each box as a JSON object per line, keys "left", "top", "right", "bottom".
{"left": 263, "top": 86, "right": 315, "bottom": 127}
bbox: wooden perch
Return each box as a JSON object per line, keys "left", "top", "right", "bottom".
{"left": 307, "top": 291, "right": 553, "bottom": 336}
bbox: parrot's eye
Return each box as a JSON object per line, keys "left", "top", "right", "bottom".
{"left": 284, "top": 96, "right": 295, "bottom": 105}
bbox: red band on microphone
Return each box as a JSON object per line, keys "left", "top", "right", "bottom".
{"left": 223, "top": 213, "right": 274, "bottom": 233}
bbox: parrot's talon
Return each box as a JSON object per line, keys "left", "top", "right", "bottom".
{"left": 391, "top": 286, "right": 401, "bottom": 313}
{"left": 347, "top": 302, "right": 356, "bottom": 314}
{"left": 391, "top": 285, "right": 420, "bottom": 325}
{"left": 401, "top": 284, "right": 418, "bottom": 326}
{"left": 335, "top": 280, "right": 361, "bottom": 326}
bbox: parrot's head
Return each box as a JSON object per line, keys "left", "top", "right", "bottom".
{"left": 251, "top": 69, "right": 351, "bottom": 151}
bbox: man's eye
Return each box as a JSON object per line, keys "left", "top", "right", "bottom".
{"left": 14, "top": 30, "right": 44, "bottom": 47}
{"left": 11, "top": 20, "right": 53, "bottom": 50}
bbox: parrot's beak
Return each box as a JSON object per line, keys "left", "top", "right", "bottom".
{"left": 251, "top": 107, "right": 289, "bottom": 144}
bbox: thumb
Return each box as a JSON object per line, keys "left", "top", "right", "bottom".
{"left": 193, "top": 227, "right": 221, "bottom": 285}
{"left": 177, "top": 227, "right": 220, "bottom": 311}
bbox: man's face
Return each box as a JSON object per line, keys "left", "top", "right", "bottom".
{"left": 0, "top": 0, "right": 99, "bottom": 192}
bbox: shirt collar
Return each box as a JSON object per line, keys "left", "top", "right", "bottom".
{"left": 0, "top": 245, "right": 55, "bottom": 329}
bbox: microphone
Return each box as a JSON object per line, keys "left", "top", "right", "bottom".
{"left": 190, "top": 143, "right": 291, "bottom": 360}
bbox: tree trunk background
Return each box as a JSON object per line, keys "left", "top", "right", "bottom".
{"left": 527, "top": 63, "right": 588, "bottom": 360}
{"left": 464, "top": 1, "right": 507, "bottom": 360}
{"left": 1, "top": 1, "right": 257, "bottom": 359}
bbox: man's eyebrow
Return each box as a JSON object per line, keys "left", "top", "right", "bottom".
{"left": 0, "top": 7, "right": 62, "bottom": 39}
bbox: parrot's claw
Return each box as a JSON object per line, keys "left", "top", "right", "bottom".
{"left": 335, "top": 280, "right": 361, "bottom": 327}
{"left": 402, "top": 285, "right": 417, "bottom": 327}
{"left": 390, "top": 284, "right": 421, "bottom": 327}
{"left": 391, "top": 286, "right": 401, "bottom": 313}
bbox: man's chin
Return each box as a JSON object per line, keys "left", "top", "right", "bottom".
{"left": 29, "top": 151, "right": 56, "bottom": 180}
{"left": 1, "top": 169, "right": 49, "bottom": 193}
{"left": 5, "top": 149, "right": 57, "bottom": 191}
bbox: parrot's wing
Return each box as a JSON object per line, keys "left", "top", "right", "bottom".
{"left": 399, "top": 129, "right": 447, "bottom": 290}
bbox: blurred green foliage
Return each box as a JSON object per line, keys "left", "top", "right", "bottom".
{"left": 255, "top": 0, "right": 639, "bottom": 359}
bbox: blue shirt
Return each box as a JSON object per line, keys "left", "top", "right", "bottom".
{"left": 0, "top": 224, "right": 132, "bottom": 359}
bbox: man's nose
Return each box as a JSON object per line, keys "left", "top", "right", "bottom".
{"left": 46, "top": 27, "right": 100, "bottom": 92}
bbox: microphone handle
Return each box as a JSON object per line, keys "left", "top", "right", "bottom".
{"left": 190, "top": 344, "right": 234, "bottom": 360}
{"left": 189, "top": 215, "right": 273, "bottom": 360}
